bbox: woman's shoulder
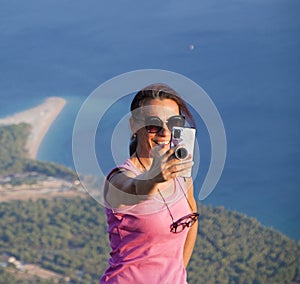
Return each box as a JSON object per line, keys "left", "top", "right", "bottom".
{"left": 106, "top": 158, "right": 140, "bottom": 181}
{"left": 120, "top": 159, "right": 140, "bottom": 175}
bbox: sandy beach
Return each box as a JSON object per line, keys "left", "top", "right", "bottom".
{"left": 0, "top": 97, "right": 66, "bottom": 159}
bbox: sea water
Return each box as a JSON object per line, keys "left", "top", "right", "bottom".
{"left": 0, "top": 0, "right": 299, "bottom": 240}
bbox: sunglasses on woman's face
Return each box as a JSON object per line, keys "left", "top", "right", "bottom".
{"left": 135, "top": 115, "right": 185, "bottom": 133}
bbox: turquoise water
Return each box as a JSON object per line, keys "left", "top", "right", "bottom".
{"left": 0, "top": 0, "right": 299, "bottom": 240}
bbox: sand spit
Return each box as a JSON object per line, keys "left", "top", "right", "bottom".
{"left": 0, "top": 97, "right": 66, "bottom": 159}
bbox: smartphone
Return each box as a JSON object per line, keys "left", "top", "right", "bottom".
{"left": 171, "top": 126, "right": 196, "bottom": 177}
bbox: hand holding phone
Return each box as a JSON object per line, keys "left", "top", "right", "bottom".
{"left": 171, "top": 126, "right": 196, "bottom": 177}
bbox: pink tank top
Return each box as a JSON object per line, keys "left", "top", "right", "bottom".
{"left": 100, "top": 159, "right": 191, "bottom": 284}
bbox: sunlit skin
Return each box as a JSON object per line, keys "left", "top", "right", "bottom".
{"left": 107, "top": 98, "right": 194, "bottom": 199}
{"left": 128, "top": 98, "right": 194, "bottom": 196}
{"left": 131, "top": 98, "right": 180, "bottom": 163}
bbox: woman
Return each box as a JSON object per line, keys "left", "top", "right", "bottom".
{"left": 100, "top": 83, "right": 198, "bottom": 284}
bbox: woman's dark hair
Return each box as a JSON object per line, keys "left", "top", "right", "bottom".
{"left": 129, "top": 83, "right": 196, "bottom": 156}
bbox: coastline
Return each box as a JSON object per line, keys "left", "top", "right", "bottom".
{"left": 0, "top": 97, "right": 66, "bottom": 159}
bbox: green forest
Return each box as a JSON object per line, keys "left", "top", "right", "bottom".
{"left": 0, "top": 197, "right": 299, "bottom": 284}
{"left": 0, "top": 124, "right": 76, "bottom": 181}
{"left": 0, "top": 123, "right": 299, "bottom": 283}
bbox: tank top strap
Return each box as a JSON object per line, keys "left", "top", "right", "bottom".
{"left": 106, "top": 159, "right": 141, "bottom": 181}
{"left": 119, "top": 159, "right": 141, "bottom": 175}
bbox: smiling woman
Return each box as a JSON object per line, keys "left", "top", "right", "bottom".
{"left": 100, "top": 83, "right": 198, "bottom": 284}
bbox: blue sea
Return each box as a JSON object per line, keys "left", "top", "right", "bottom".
{"left": 0, "top": 0, "right": 299, "bottom": 240}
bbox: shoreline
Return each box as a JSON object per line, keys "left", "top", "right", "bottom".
{"left": 0, "top": 97, "right": 66, "bottom": 159}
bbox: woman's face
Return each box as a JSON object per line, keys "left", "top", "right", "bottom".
{"left": 133, "top": 98, "right": 180, "bottom": 157}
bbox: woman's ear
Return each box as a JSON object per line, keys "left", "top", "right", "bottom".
{"left": 129, "top": 116, "right": 137, "bottom": 133}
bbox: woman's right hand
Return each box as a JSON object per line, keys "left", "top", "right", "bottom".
{"left": 145, "top": 145, "right": 194, "bottom": 184}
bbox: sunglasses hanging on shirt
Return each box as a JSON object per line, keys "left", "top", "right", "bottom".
{"left": 158, "top": 188, "right": 199, "bottom": 234}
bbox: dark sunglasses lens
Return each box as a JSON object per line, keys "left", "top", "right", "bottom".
{"left": 170, "top": 213, "right": 199, "bottom": 233}
{"left": 167, "top": 116, "right": 185, "bottom": 130}
{"left": 144, "top": 115, "right": 185, "bottom": 133}
{"left": 186, "top": 213, "right": 199, "bottom": 226}
{"left": 170, "top": 223, "right": 185, "bottom": 233}
{"left": 145, "top": 117, "right": 163, "bottom": 133}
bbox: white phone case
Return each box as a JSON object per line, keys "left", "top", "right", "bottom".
{"left": 171, "top": 127, "right": 196, "bottom": 177}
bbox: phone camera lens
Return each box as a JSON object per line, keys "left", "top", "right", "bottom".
{"left": 175, "top": 146, "right": 188, "bottom": 160}
{"left": 174, "top": 129, "right": 181, "bottom": 139}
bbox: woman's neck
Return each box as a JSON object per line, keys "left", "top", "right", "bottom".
{"left": 134, "top": 151, "right": 152, "bottom": 172}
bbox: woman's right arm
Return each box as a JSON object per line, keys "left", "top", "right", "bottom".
{"left": 104, "top": 169, "right": 157, "bottom": 208}
{"left": 105, "top": 146, "right": 194, "bottom": 208}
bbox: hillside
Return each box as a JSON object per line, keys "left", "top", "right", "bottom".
{"left": 0, "top": 123, "right": 76, "bottom": 181}
{"left": 0, "top": 197, "right": 299, "bottom": 284}
{"left": 0, "top": 122, "right": 299, "bottom": 283}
